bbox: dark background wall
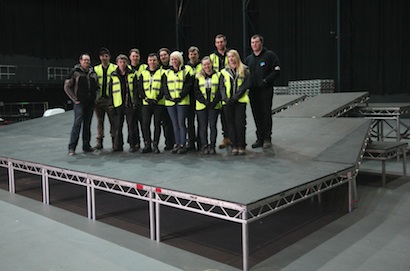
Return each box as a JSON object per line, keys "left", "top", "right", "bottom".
{"left": 0, "top": 0, "right": 409, "bottom": 107}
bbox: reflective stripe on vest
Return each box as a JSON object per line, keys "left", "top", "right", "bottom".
{"left": 94, "top": 63, "right": 117, "bottom": 97}
{"left": 220, "top": 69, "right": 249, "bottom": 104}
{"left": 111, "top": 72, "right": 136, "bottom": 108}
{"left": 140, "top": 69, "right": 164, "bottom": 105}
{"left": 165, "top": 66, "right": 193, "bottom": 106}
{"left": 195, "top": 73, "right": 222, "bottom": 111}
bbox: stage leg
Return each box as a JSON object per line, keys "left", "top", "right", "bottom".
{"left": 242, "top": 212, "right": 249, "bottom": 271}
{"left": 149, "top": 190, "right": 155, "bottom": 240}
{"left": 87, "top": 178, "right": 95, "bottom": 220}
{"left": 41, "top": 168, "right": 49, "bottom": 204}
{"left": 156, "top": 199, "right": 161, "bottom": 242}
{"left": 8, "top": 161, "right": 15, "bottom": 193}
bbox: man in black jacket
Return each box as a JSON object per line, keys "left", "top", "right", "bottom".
{"left": 64, "top": 53, "right": 98, "bottom": 156}
{"left": 245, "top": 34, "right": 281, "bottom": 149}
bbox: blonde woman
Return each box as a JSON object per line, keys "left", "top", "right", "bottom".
{"left": 162, "top": 51, "right": 194, "bottom": 154}
{"left": 219, "top": 49, "right": 250, "bottom": 155}
{"left": 194, "top": 56, "right": 222, "bottom": 154}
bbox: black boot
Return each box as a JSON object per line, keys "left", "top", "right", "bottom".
{"left": 141, "top": 141, "right": 152, "bottom": 153}
{"left": 153, "top": 143, "right": 160, "bottom": 154}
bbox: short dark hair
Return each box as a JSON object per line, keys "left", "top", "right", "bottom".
{"left": 251, "top": 34, "right": 264, "bottom": 44}
{"left": 129, "top": 48, "right": 140, "bottom": 55}
{"left": 158, "top": 47, "right": 170, "bottom": 55}
{"left": 215, "top": 34, "right": 227, "bottom": 41}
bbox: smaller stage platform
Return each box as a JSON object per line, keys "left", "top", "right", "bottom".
{"left": 274, "top": 92, "right": 369, "bottom": 118}
{"left": 271, "top": 95, "right": 307, "bottom": 115}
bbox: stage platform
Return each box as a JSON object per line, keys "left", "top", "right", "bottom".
{"left": 274, "top": 92, "right": 369, "bottom": 118}
{"left": 0, "top": 105, "right": 371, "bottom": 270}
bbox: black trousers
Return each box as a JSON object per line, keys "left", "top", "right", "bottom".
{"left": 162, "top": 108, "right": 175, "bottom": 148}
{"left": 113, "top": 105, "right": 136, "bottom": 149}
{"left": 187, "top": 105, "right": 198, "bottom": 146}
{"left": 223, "top": 102, "right": 247, "bottom": 148}
{"left": 249, "top": 87, "right": 274, "bottom": 142}
{"left": 132, "top": 100, "right": 143, "bottom": 145}
{"left": 197, "top": 108, "right": 220, "bottom": 148}
{"left": 142, "top": 104, "right": 165, "bottom": 145}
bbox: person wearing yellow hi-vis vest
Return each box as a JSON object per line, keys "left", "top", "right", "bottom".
{"left": 108, "top": 54, "right": 139, "bottom": 153}
{"left": 138, "top": 53, "right": 165, "bottom": 154}
{"left": 129, "top": 48, "right": 148, "bottom": 150}
{"left": 210, "top": 34, "right": 230, "bottom": 150}
{"left": 219, "top": 49, "right": 250, "bottom": 155}
{"left": 194, "top": 56, "right": 222, "bottom": 155}
{"left": 93, "top": 47, "right": 117, "bottom": 150}
{"left": 186, "top": 46, "right": 202, "bottom": 151}
{"left": 162, "top": 51, "right": 194, "bottom": 154}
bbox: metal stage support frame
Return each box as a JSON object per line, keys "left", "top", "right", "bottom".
{"left": 0, "top": 155, "right": 360, "bottom": 271}
{"left": 358, "top": 103, "right": 410, "bottom": 142}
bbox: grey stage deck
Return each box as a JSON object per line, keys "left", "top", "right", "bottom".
{"left": 0, "top": 112, "right": 370, "bottom": 205}
{"left": 274, "top": 92, "right": 369, "bottom": 118}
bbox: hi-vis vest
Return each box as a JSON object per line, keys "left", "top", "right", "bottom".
{"left": 94, "top": 63, "right": 117, "bottom": 97}
{"left": 111, "top": 72, "right": 136, "bottom": 108}
{"left": 165, "top": 66, "right": 193, "bottom": 106}
{"left": 220, "top": 68, "right": 249, "bottom": 104}
{"left": 140, "top": 69, "right": 164, "bottom": 106}
{"left": 128, "top": 63, "right": 148, "bottom": 77}
{"left": 195, "top": 73, "right": 222, "bottom": 111}
{"left": 210, "top": 53, "right": 227, "bottom": 72}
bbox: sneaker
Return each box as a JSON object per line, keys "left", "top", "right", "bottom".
{"left": 238, "top": 147, "right": 246, "bottom": 155}
{"left": 94, "top": 142, "right": 103, "bottom": 150}
{"left": 68, "top": 149, "right": 76, "bottom": 156}
{"left": 219, "top": 137, "right": 231, "bottom": 149}
{"left": 263, "top": 140, "right": 272, "bottom": 149}
{"left": 153, "top": 145, "right": 160, "bottom": 154}
{"left": 177, "top": 145, "right": 187, "bottom": 154}
{"left": 231, "top": 147, "right": 239, "bottom": 155}
{"left": 112, "top": 147, "right": 123, "bottom": 152}
{"left": 171, "top": 144, "right": 179, "bottom": 154}
{"left": 129, "top": 147, "right": 136, "bottom": 153}
{"left": 209, "top": 148, "right": 216, "bottom": 155}
{"left": 251, "top": 140, "right": 263, "bottom": 148}
{"left": 134, "top": 143, "right": 140, "bottom": 150}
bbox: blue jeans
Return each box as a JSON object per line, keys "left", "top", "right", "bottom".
{"left": 68, "top": 102, "right": 94, "bottom": 151}
{"left": 167, "top": 104, "right": 188, "bottom": 145}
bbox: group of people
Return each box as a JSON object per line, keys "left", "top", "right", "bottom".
{"left": 63, "top": 34, "right": 281, "bottom": 156}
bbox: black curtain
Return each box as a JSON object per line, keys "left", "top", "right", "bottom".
{"left": 0, "top": 0, "right": 409, "bottom": 95}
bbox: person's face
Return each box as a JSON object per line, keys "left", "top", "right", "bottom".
{"left": 99, "top": 53, "right": 110, "bottom": 64}
{"left": 251, "top": 37, "right": 263, "bottom": 53}
{"left": 170, "top": 56, "right": 180, "bottom": 70}
{"left": 202, "top": 59, "right": 212, "bottom": 74}
{"left": 129, "top": 52, "right": 140, "bottom": 65}
{"left": 130, "top": 52, "right": 140, "bottom": 66}
{"left": 227, "top": 52, "right": 238, "bottom": 68}
{"left": 188, "top": 50, "right": 199, "bottom": 63}
{"left": 80, "top": 55, "right": 91, "bottom": 70}
{"left": 215, "top": 37, "right": 226, "bottom": 51}
{"left": 159, "top": 51, "right": 170, "bottom": 65}
{"left": 117, "top": 59, "right": 128, "bottom": 71}
{"left": 147, "top": 56, "right": 159, "bottom": 70}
